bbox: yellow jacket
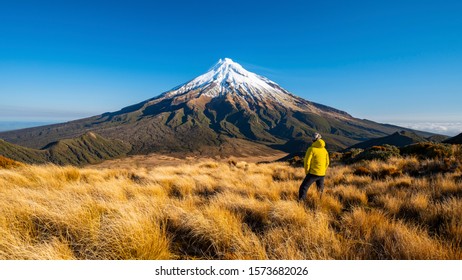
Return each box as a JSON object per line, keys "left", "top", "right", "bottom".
{"left": 304, "top": 139, "right": 329, "bottom": 176}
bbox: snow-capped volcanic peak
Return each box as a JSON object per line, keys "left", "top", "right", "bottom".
{"left": 164, "top": 58, "right": 294, "bottom": 103}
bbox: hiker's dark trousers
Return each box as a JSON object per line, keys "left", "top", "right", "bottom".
{"left": 298, "top": 173, "right": 325, "bottom": 201}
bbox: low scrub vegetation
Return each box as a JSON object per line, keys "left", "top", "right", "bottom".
{"left": 344, "top": 142, "right": 460, "bottom": 165}
{"left": 1, "top": 151, "right": 461, "bottom": 259}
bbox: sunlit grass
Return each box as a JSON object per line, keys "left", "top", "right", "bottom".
{"left": 0, "top": 156, "right": 461, "bottom": 259}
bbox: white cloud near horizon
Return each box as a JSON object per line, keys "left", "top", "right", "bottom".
{"left": 391, "top": 122, "right": 462, "bottom": 137}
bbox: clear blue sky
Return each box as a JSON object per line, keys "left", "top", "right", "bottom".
{"left": 1, "top": 0, "right": 461, "bottom": 135}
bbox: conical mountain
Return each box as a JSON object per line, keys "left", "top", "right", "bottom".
{"left": 0, "top": 58, "right": 433, "bottom": 157}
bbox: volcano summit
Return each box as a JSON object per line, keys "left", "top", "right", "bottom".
{"left": 0, "top": 58, "right": 424, "bottom": 157}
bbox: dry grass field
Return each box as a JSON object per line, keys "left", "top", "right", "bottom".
{"left": 1, "top": 153, "right": 462, "bottom": 259}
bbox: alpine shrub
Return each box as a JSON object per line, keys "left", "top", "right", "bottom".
{"left": 400, "top": 143, "right": 453, "bottom": 159}
{"left": 341, "top": 149, "right": 363, "bottom": 163}
{"left": 348, "top": 145, "right": 400, "bottom": 163}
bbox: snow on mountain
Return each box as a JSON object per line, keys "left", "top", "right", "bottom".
{"left": 163, "top": 58, "right": 298, "bottom": 106}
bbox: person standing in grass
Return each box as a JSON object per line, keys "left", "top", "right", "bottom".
{"left": 298, "top": 132, "right": 330, "bottom": 201}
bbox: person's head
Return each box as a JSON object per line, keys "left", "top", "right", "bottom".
{"left": 312, "top": 132, "right": 322, "bottom": 142}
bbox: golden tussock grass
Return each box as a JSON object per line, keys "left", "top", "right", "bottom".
{"left": 342, "top": 208, "right": 452, "bottom": 259}
{"left": 1, "top": 156, "right": 461, "bottom": 259}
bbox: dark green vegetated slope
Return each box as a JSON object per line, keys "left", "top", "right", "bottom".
{"left": 346, "top": 131, "right": 431, "bottom": 150}
{"left": 0, "top": 132, "right": 131, "bottom": 165}
{"left": 444, "top": 133, "right": 462, "bottom": 144}
{"left": 0, "top": 139, "right": 48, "bottom": 164}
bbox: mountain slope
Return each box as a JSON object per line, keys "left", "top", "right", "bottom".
{"left": 0, "top": 139, "right": 48, "bottom": 164}
{"left": 0, "top": 58, "right": 436, "bottom": 155}
{"left": 346, "top": 131, "right": 431, "bottom": 150}
{"left": 443, "top": 132, "right": 462, "bottom": 144}
{"left": 0, "top": 132, "right": 131, "bottom": 165}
